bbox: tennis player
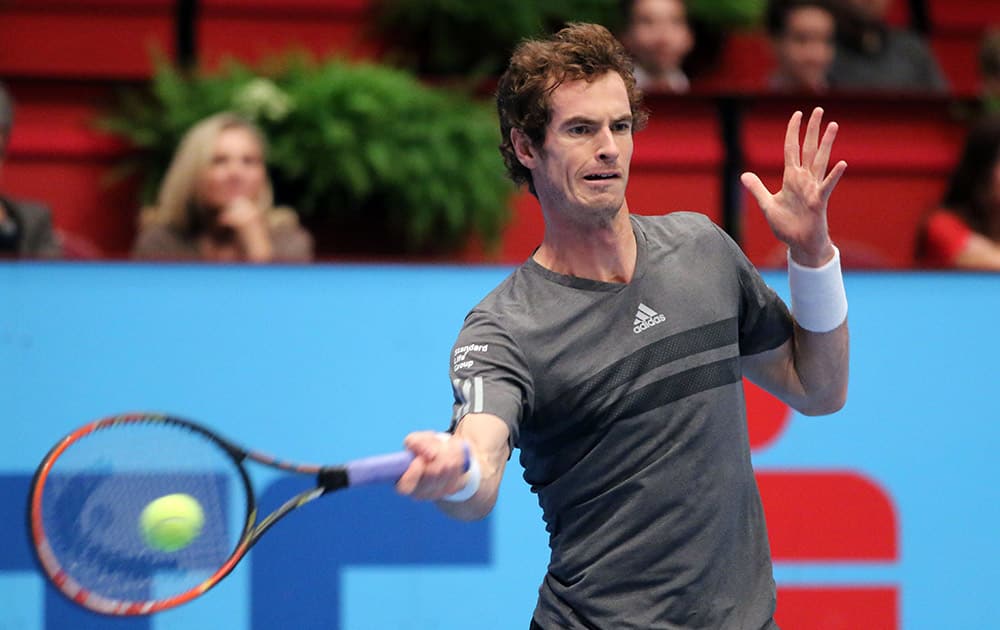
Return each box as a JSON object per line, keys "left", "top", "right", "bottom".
{"left": 398, "top": 22, "right": 849, "bottom": 630}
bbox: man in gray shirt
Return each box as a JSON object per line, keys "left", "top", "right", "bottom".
{"left": 0, "top": 82, "right": 62, "bottom": 258}
{"left": 396, "top": 23, "right": 850, "bottom": 630}
{"left": 829, "top": 0, "right": 948, "bottom": 92}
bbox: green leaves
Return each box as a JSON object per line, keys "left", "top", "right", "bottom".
{"left": 101, "top": 55, "right": 514, "bottom": 254}
{"left": 372, "top": 0, "right": 623, "bottom": 78}
{"left": 687, "top": 0, "right": 765, "bottom": 28}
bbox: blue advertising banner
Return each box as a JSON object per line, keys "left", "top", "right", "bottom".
{"left": 1, "top": 263, "right": 997, "bottom": 629}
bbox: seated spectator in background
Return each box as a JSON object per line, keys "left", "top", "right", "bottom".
{"left": 0, "top": 82, "right": 62, "bottom": 259}
{"left": 620, "top": 0, "right": 694, "bottom": 92}
{"left": 980, "top": 28, "right": 1000, "bottom": 110}
{"left": 829, "top": 0, "right": 947, "bottom": 92}
{"left": 766, "top": 0, "right": 836, "bottom": 92}
{"left": 133, "top": 112, "right": 313, "bottom": 263}
{"left": 916, "top": 116, "right": 1000, "bottom": 270}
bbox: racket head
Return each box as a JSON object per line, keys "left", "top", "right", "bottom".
{"left": 27, "top": 413, "right": 256, "bottom": 615}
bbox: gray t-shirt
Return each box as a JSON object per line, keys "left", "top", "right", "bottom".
{"left": 830, "top": 28, "right": 948, "bottom": 92}
{"left": 449, "top": 212, "right": 792, "bottom": 629}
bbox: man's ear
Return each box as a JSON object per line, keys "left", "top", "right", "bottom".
{"left": 511, "top": 128, "right": 538, "bottom": 170}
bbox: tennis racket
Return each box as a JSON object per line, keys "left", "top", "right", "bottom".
{"left": 27, "top": 412, "right": 465, "bottom": 616}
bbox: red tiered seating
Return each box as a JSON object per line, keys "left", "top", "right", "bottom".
{"left": 199, "top": 0, "right": 378, "bottom": 69}
{"left": 0, "top": 0, "right": 173, "bottom": 80}
{"left": 1, "top": 82, "right": 138, "bottom": 256}
{"left": 927, "top": 0, "right": 1000, "bottom": 97}
{"left": 0, "top": 1, "right": 176, "bottom": 255}
{"left": 0, "top": 0, "right": 987, "bottom": 264}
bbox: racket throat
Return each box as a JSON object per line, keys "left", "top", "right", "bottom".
{"left": 317, "top": 467, "right": 349, "bottom": 493}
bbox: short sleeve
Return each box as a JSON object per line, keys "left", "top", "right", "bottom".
{"left": 448, "top": 309, "right": 533, "bottom": 447}
{"left": 921, "top": 210, "right": 972, "bottom": 268}
{"left": 711, "top": 224, "right": 793, "bottom": 355}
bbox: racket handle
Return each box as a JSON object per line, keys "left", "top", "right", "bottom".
{"left": 344, "top": 451, "right": 416, "bottom": 486}
{"left": 338, "top": 441, "right": 473, "bottom": 488}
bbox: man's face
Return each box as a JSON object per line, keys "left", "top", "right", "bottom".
{"left": 520, "top": 72, "right": 634, "bottom": 227}
{"left": 624, "top": 0, "right": 694, "bottom": 75}
{"left": 776, "top": 6, "right": 835, "bottom": 91}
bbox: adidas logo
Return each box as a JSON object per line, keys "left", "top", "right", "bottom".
{"left": 633, "top": 303, "right": 666, "bottom": 334}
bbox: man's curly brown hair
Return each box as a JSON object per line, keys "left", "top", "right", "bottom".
{"left": 496, "top": 22, "right": 648, "bottom": 195}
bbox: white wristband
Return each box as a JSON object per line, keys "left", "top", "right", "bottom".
{"left": 787, "top": 246, "right": 848, "bottom": 333}
{"left": 435, "top": 433, "right": 482, "bottom": 502}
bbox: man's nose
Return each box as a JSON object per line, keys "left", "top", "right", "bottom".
{"left": 596, "top": 127, "right": 619, "bottom": 161}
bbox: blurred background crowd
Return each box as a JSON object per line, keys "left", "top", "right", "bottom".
{"left": 1, "top": 0, "right": 999, "bottom": 269}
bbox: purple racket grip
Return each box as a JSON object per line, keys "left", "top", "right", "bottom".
{"left": 346, "top": 451, "right": 415, "bottom": 486}
{"left": 344, "top": 441, "right": 471, "bottom": 487}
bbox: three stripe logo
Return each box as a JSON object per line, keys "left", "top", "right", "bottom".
{"left": 633, "top": 303, "right": 666, "bottom": 334}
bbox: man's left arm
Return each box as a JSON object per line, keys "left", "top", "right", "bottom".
{"left": 740, "top": 107, "right": 849, "bottom": 415}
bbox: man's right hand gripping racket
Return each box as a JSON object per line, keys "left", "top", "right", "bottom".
{"left": 26, "top": 413, "right": 468, "bottom": 616}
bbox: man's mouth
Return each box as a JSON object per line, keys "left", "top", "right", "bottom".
{"left": 583, "top": 173, "right": 619, "bottom": 181}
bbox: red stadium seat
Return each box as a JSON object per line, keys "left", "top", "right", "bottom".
{"left": 199, "top": 0, "right": 378, "bottom": 69}
{"left": 2, "top": 82, "right": 139, "bottom": 256}
{"left": 927, "top": 0, "right": 999, "bottom": 36}
{"left": 0, "top": 0, "right": 173, "bottom": 80}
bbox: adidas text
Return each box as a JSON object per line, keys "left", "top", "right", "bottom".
{"left": 634, "top": 313, "right": 665, "bottom": 334}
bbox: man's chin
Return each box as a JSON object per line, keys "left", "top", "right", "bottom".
{"left": 578, "top": 199, "right": 626, "bottom": 228}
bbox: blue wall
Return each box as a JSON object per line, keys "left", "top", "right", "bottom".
{"left": 1, "top": 262, "right": 998, "bottom": 629}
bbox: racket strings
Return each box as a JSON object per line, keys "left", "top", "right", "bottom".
{"left": 38, "top": 419, "right": 249, "bottom": 604}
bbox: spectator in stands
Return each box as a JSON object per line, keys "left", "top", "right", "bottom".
{"left": 916, "top": 115, "right": 1000, "bottom": 270}
{"left": 0, "top": 82, "right": 62, "bottom": 259}
{"left": 620, "top": 0, "right": 694, "bottom": 93}
{"left": 828, "top": 0, "right": 947, "bottom": 92}
{"left": 133, "top": 112, "right": 313, "bottom": 262}
{"left": 766, "top": 0, "right": 837, "bottom": 92}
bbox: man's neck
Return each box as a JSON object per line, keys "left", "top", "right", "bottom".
{"left": 532, "top": 208, "right": 637, "bottom": 284}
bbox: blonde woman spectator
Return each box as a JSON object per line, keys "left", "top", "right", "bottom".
{"left": 132, "top": 112, "right": 313, "bottom": 262}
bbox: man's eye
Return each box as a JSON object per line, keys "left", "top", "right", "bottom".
{"left": 568, "top": 126, "right": 589, "bottom": 135}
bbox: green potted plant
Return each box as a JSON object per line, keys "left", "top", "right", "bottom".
{"left": 371, "top": 0, "right": 766, "bottom": 92}
{"left": 101, "top": 54, "right": 514, "bottom": 256}
{"left": 372, "top": 0, "right": 625, "bottom": 79}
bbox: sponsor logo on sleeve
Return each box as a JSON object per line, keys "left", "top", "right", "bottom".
{"left": 453, "top": 343, "right": 489, "bottom": 371}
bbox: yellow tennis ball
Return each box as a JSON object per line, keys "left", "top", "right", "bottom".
{"left": 139, "top": 493, "right": 205, "bottom": 552}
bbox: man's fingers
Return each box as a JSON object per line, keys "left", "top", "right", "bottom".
{"left": 397, "top": 431, "right": 470, "bottom": 499}
{"left": 820, "top": 160, "right": 848, "bottom": 202}
{"left": 813, "top": 120, "right": 839, "bottom": 179}
{"left": 396, "top": 456, "right": 426, "bottom": 495}
{"left": 801, "top": 107, "right": 823, "bottom": 169}
{"left": 740, "top": 171, "right": 772, "bottom": 208}
{"left": 784, "top": 110, "right": 803, "bottom": 168}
